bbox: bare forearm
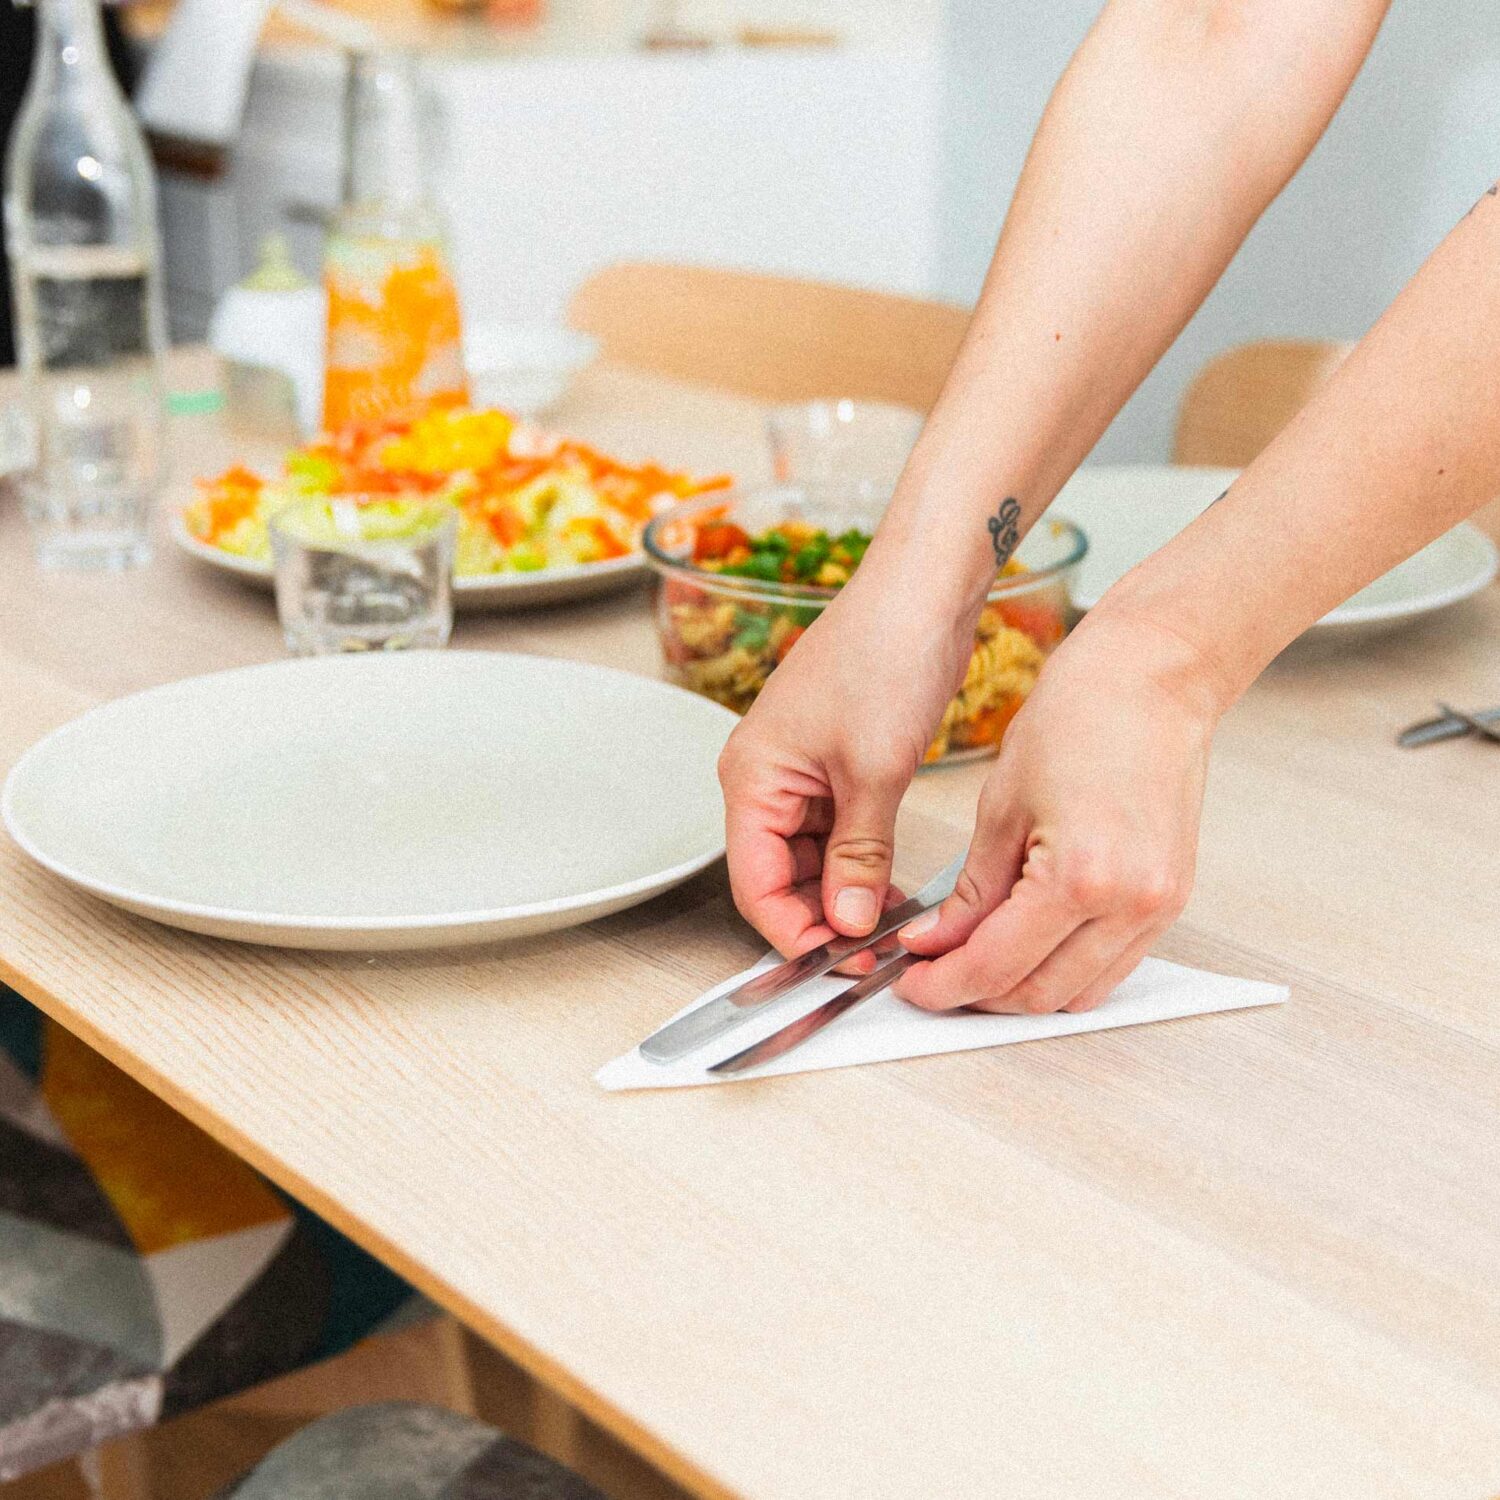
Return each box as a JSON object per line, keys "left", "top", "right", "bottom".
{"left": 873, "top": 0, "right": 1390, "bottom": 609}
{"left": 1096, "top": 184, "right": 1500, "bottom": 708}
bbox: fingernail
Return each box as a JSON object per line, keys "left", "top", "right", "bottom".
{"left": 833, "top": 887, "right": 879, "bottom": 933}
{"left": 899, "top": 908, "right": 940, "bottom": 942}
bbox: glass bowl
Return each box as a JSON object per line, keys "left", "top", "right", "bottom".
{"left": 643, "top": 484, "right": 1088, "bottom": 764}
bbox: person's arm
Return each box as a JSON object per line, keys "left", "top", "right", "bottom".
{"left": 719, "top": 0, "right": 1391, "bottom": 967}
{"left": 897, "top": 183, "right": 1500, "bottom": 1013}
{"left": 871, "top": 0, "right": 1393, "bottom": 612}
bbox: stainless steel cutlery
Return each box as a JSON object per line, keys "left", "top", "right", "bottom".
{"left": 640, "top": 855, "right": 964, "bottom": 1068}
{"left": 1397, "top": 702, "right": 1500, "bottom": 747}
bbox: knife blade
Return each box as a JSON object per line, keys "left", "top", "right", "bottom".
{"left": 708, "top": 949, "right": 919, "bottom": 1075}
{"left": 1398, "top": 704, "right": 1500, "bottom": 747}
{"left": 639, "top": 854, "right": 963, "bottom": 1065}
{"left": 1436, "top": 701, "right": 1500, "bottom": 745}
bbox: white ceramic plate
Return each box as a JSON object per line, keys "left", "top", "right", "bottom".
{"left": 1051, "top": 464, "right": 1499, "bottom": 632}
{"left": 170, "top": 512, "right": 649, "bottom": 611}
{"left": 3, "top": 652, "right": 736, "bottom": 951}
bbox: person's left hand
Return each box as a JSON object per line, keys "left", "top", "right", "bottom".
{"left": 893, "top": 612, "right": 1221, "bottom": 1014}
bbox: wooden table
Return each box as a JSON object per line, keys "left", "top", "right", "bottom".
{"left": 4, "top": 360, "right": 1500, "bottom": 1500}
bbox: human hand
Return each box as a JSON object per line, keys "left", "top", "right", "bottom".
{"left": 716, "top": 553, "right": 979, "bottom": 955}
{"left": 894, "top": 613, "right": 1222, "bottom": 1014}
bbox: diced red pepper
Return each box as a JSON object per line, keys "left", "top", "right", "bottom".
{"left": 693, "top": 520, "right": 752, "bottom": 562}
{"left": 485, "top": 501, "right": 527, "bottom": 548}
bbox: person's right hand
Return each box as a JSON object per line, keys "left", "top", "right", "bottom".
{"left": 715, "top": 550, "right": 979, "bottom": 956}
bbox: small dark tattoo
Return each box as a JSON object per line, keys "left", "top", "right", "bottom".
{"left": 988, "top": 497, "right": 1022, "bottom": 568}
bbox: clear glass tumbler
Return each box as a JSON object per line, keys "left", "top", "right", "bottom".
{"left": 270, "top": 497, "right": 456, "bottom": 656}
{"left": 765, "top": 399, "right": 925, "bottom": 498}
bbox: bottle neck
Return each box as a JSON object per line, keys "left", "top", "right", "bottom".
{"left": 31, "top": 0, "right": 115, "bottom": 93}
{"left": 345, "top": 51, "right": 430, "bottom": 214}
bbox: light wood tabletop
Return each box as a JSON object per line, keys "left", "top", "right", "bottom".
{"left": 3, "top": 358, "right": 1500, "bottom": 1500}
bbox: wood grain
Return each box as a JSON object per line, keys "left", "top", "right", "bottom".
{"left": 569, "top": 264, "right": 970, "bottom": 412}
{"left": 2, "top": 357, "right": 1500, "bottom": 1499}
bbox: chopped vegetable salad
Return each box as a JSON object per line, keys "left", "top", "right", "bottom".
{"left": 185, "top": 407, "right": 730, "bottom": 577}
{"left": 659, "top": 516, "right": 1068, "bottom": 763}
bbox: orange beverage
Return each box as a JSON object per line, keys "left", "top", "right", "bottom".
{"left": 323, "top": 231, "right": 467, "bottom": 431}
{"left": 321, "top": 51, "right": 468, "bottom": 432}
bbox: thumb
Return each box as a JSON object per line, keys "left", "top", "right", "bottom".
{"left": 820, "top": 776, "right": 902, "bottom": 938}
{"left": 899, "top": 812, "right": 1026, "bottom": 956}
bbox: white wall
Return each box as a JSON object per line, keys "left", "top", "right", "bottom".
{"left": 937, "top": 0, "right": 1500, "bottom": 461}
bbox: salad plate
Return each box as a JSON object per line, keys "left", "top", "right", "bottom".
{"left": 3, "top": 652, "right": 737, "bottom": 951}
{"left": 174, "top": 406, "right": 726, "bottom": 613}
{"left": 1052, "top": 464, "right": 1498, "bottom": 633}
{"left": 169, "top": 511, "right": 649, "bottom": 611}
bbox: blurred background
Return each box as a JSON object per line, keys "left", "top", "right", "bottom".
{"left": 8, "top": 0, "right": 1500, "bottom": 459}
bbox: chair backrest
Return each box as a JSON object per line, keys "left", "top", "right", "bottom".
{"left": 1173, "top": 339, "right": 1352, "bottom": 467}
{"left": 568, "top": 262, "right": 971, "bottom": 412}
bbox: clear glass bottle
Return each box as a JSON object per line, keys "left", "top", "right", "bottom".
{"left": 321, "top": 52, "right": 467, "bottom": 433}
{"left": 4, "top": 0, "right": 167, "bottom": 571}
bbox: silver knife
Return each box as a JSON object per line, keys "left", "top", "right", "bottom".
{"left": 1436, "top": 700, "right": 1500, "bottom": 745}
{"left": 708, "top": 949, "right": 918, "bottom": 1075}
{"left": 639, "top": 854, "right": 963, "bottom": 1065}
{"left": 1398, "top": 704, "right": 1500, "bottom": 747}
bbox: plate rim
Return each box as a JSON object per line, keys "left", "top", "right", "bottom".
{"left": 2, "top": 651, "right": 736, "bottom": 936}
{"left": 1061, "top": 463, "right": 1499, "bottom": 626}
{"left": 167, "top": 510, "right": 650, "bottom": 596}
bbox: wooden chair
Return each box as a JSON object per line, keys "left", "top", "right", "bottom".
{"left": 568, "top": 262, "right": 971, "bottom": 412}
{"left": 1175, "top": 337, "right": 1500, "bottom": 545}
{"left": 1172, "top": 338, "right": 1351, "bottom": 467}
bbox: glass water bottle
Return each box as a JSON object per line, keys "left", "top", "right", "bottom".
{"left": 321, "top": 52, "right": 467, "bottom": 432}
{"left": 4, "top": 0, "right": 168, "bottom": 571}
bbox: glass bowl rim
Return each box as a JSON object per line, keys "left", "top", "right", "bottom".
{"left": 642, "top": 486, "right": 1089, "bottom": 606}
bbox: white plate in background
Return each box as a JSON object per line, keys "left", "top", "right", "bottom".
{"left": 3, "top": 652, "right": 736, "bottom": 951}
{"left": 1051, "top": 464, "right": 1498, "bottom": 632}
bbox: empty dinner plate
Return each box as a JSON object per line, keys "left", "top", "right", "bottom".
{"left": 3, "top": 653, "right": 737, "bottom": 951}
{"left": 1051, "top": 464, "right": 1499, "bottom": 632}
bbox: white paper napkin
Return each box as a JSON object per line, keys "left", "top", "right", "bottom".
{"left": 597, "top": 954, "right": 1287, "bottom": 1091}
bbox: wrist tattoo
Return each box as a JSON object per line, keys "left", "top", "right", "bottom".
{"left": 987, "top": 497, "right": 1022, "bottom": 569}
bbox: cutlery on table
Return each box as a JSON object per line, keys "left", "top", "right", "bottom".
{"left": 708, "top": 949, "right": 919, "bottom": 1075}
{"left": 1435, "top": 701, "right": 1500, "bottom": 745}
{"left": 639, "top": 854, "right": 964, "bottom": 1065}
{"left": 1397, "top": 703, "right": 1500, "bottom": 748}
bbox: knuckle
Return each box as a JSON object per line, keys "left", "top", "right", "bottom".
{"left": 1122, "top": 864, "right": 1189, "bottom": 922}
{"left": 951, "top": 865, "right": 992, "bottom": 913}
{"left": 1058, "top": 846, "right": 1118, "bottom": 910}
{"left": 1011, "top": 979, "right": 1064, "bottom": 1015}
{"left": 1123, "top": 869, "right": 1173, "bottom": 920}
{"left": 826, "top": 835, "right": 894, "bottom": 872}
{"left": 956, "top": 944, "right": 1019, "bottom": 1002}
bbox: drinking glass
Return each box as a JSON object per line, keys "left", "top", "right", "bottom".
{"left": 765, "top": 399, "right": 925, "bottom": 498}
{"left": 270, "top": 497, "right": 456, "bottom": 656}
